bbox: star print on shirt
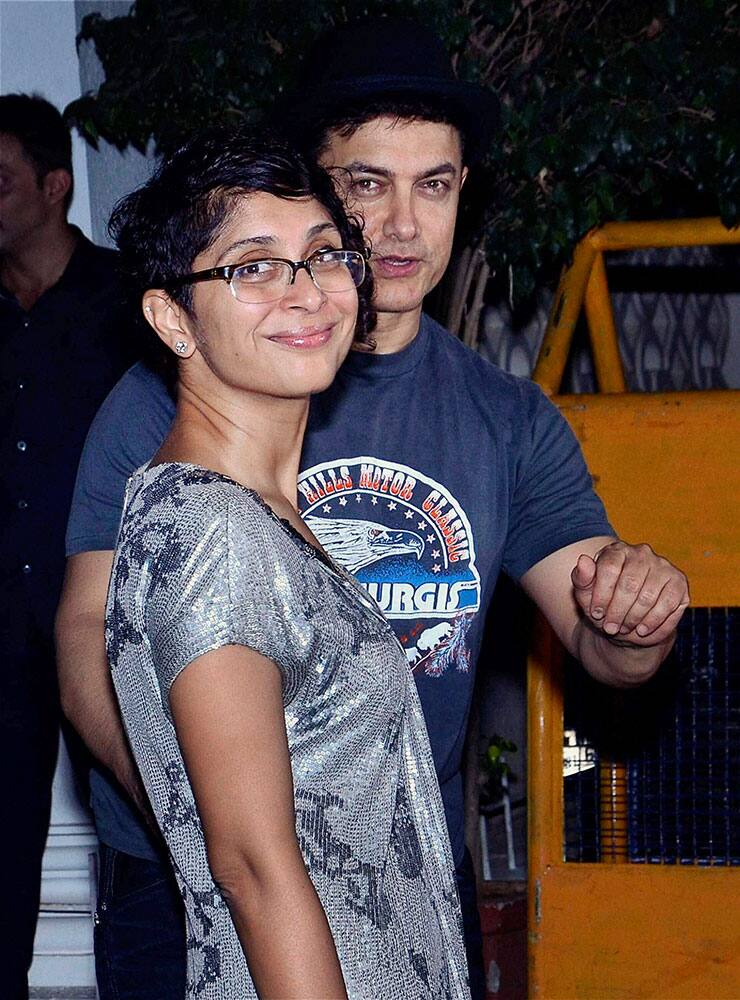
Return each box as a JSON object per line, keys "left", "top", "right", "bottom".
{"left": 388, "top": 501, "right": 397, "bottom": 510}
{"left": 338, "top": 497, "right": 347, "bottom": 506}
{"left": 323, "top": 504, "right": 332, "bottom": 513}
{"left": 432, "top": 565, "right": 441, "bottom": 574}
{"left": 417, "top": 521, "right": 427, "bottom": 530}
{"left": 405, "top": 510, "right": 414, "bottom": 520}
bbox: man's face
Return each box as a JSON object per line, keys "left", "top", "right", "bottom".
{"left": 0, "top": 133, "right": 49, "bottom": 254}
{"left": 320, "top": 117, "right": 466, "bottom": 322}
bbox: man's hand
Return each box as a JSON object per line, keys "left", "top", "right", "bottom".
{"left": 522, "top": 535, "right": 690, "bottom": 688}
{"left": 571, "top": 541, "right": 690, "bottom": 647}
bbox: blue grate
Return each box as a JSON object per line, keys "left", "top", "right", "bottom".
{"left": 563, "top": 607, "right": 739, "bottom": 864}
{"left": 628, "top": 607, "right": 740, "bottom": 864}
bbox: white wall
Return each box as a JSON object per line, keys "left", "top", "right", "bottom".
{"left": 1, "top": 0, "right": 92, "bottom": 236}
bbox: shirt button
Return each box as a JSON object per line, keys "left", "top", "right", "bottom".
{"left": 17, "top": 499, "right": 28, "bottom": 510}
{"left": 17, "top": 380, "right": 25, "bottom": 390}
{"left": 22, "top": 564, "right": 32, "bottom": 574}
{"left": 23, "top": 319, "right": 30, "bottom": 329}
{"left": 16, "top": 440, "right": 27, "bottom": 452}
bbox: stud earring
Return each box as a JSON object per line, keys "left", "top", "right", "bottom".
{"left": 175, "top": 341, "right": 188, "bottom": 355}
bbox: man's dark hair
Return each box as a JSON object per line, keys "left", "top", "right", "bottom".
{"left": 109, "top": 126, "right": 375, "bottom": 365}
{"left": 0, "top": 93, "right": 74, "bottom": 209}
{"left": 299, "top": 95, "right": 466, "bottom": 165}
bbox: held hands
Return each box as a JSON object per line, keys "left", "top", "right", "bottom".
{"left": 571, "top": 541, "right": 690, "bottom": 647}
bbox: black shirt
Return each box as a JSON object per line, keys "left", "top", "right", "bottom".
{"left": 0, "top": 230, "right": 143, "bottom": 645}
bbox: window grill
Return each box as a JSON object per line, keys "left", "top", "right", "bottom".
{"left": 563, "top": 607, "right": 739, "bottom": 864}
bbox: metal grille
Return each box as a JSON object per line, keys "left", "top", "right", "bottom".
{"left": 563, "top": 607, "right": 740, "bottom": 864}
{"left": 629, "top": 607, "right": 740, "bottom": 864}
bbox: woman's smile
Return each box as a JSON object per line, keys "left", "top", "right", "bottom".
{"left": 266, "top": 323, "right": 336, "bottom": 350}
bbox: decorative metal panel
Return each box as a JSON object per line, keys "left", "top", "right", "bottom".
{"left": 563, "top": 607, "right": 740, "bottom": 865}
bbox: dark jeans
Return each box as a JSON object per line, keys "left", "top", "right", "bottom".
{"left": 0, "top": 623, "right": 59, "bottom": 1000}
{"left": 457, "top": 847, "right": 487, "bottom": 1000}
{"left": 95, "top": 844, "right": 186, "bottom": 1000}
{"left": 94, "top": 844, "right": 485, "bottom": 999}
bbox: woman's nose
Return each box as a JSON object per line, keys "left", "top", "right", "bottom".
{"left": 282, "top": 265, "right": 326, "bottom": 310}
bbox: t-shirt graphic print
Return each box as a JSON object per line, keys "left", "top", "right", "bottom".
{"left": 298, "top": 455, "right": 480, "bottom": 679}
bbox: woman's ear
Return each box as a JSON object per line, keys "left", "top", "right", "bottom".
{"left": 142, "top": 291, "right": 197, "bottom": 359}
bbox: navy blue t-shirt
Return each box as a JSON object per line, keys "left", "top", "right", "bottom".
{"left": 67, "top": 314, "right": 612, "bottom": 865}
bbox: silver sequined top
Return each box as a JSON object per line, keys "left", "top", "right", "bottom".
{"left": 105, "top": 463, "right": 470, "bottom": 1000}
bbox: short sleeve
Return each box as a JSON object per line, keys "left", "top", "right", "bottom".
{"left": 142, "top": 486, "right": 297, "bottom": 714}
{"left": 502, "top": 384, "right": 613, "bottom": 580}
{"left": 65, "top": 363, "right": 175, "bottom": 555}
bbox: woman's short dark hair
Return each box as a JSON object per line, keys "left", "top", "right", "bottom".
{"left": 110, "top": 125, "right": 375, "bottom": 369}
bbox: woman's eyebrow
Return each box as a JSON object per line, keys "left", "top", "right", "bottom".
{"left": 217, "top": 224, "right": 339, "bottom": 263}
{"left": 217, "top": 235, "right": 273, "bottom": 262}
{"left": 306, "top": 222, "right": 341, "bottom": 239}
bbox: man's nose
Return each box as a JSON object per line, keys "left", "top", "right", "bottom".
{"left": 382, "top": 190, "right": 418, "bottom": 242}
{"left": 282, "top": 265, "right": 325, "bottom": 310}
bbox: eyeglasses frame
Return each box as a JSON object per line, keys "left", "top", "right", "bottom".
{"left": 167, "top": 247, "right": 369, "bottom": 301}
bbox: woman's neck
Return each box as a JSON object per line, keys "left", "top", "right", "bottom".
{"left": 154, "top": 377, "right": 309, "bottom": 511}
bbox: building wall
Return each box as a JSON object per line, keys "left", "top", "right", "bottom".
{"left": 75, "top": 1, "right": 154, "bottom": 247}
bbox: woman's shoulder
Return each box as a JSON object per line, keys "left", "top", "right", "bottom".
{"left": 124, "top": 462, "right": 233, "bottom": 523}
{"left": 120, "top": 462, "right": 286, "bottom": 560}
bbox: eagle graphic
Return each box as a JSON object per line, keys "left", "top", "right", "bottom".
{"left": 305, "top": 516, "right": 425, "bottom": 574}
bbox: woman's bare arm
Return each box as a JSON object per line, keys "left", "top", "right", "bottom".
{"left": 171, "top": 644, "right": 347, "bottom": 1000}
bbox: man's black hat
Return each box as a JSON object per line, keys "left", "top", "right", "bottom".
{"left": 284, "top": 19, "right": 499, "bottom": 163}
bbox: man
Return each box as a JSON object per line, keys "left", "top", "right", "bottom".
{"left": 56, "top": 21, "right": 689, "bottom": 1000}
{"left": 0, "top": 93, "right": 142, "bottom": 1000}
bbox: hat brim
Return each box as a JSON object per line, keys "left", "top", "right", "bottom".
{"left": 284, "top": 74, "right": 499, "bottom": 163}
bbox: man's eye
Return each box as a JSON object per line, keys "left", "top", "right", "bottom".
{"left": 350, "top": 178, "right": 382, "bottom": 195}
{"left": 421, "top": 179, "right": 449, "bottom": 194}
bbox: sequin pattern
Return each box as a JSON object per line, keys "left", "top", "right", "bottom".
{"left": 106, "top": 463, "right": 470, "bottom": 999}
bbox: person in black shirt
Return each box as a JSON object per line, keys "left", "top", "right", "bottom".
{"left": 0, "top": 93, "right": 142, "bottom": 999}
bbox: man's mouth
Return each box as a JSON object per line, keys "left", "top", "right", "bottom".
{"left": 373, "top": 255, "right": 422, "bottom": 278}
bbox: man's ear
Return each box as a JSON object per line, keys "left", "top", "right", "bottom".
{"left": 142, "top": 290, "right": 197, "bottom": 359}
{"left": 460, "top": 166, "right": 469, "bottom": 190}
{"left": 43, "top": 168, "right": 72, "bottom": 207}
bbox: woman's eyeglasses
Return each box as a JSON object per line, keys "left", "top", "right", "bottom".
{"left": 167, "top": 248, "right": 367, "bottom": 304}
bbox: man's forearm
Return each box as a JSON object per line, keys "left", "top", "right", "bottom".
{"left": 573, "top": 618, "right": 676, "bottom": 688}
{"left": 57, "top": 610, "right": 149, "bottom": 810}
{"left": 523, "top": 537, "right": 688, "bottom": 690}
{"left": 55, "top": 551, "right": 151, "bottom": 820}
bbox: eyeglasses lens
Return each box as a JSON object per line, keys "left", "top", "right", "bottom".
{"left": 230, "top": 251, "right": 365, "bottom": 303}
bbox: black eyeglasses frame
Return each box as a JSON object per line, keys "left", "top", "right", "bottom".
{"left": 166, "top": 247, "right": 369, "bottom": 299}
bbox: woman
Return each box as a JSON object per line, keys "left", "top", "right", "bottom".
{"left": 105, "top": 127, "right": 469, "bottom": 999}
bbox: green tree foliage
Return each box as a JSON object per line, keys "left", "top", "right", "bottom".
{"left": 66, "top": 0, "right": 739, "bottom": 302}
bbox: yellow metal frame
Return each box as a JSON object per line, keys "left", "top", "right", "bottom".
{"left": 528, "top": 218, "right": 740, "bottom": 998}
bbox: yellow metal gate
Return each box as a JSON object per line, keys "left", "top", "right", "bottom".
{"left": 528, "top": 219, "right": 740, "bottom": 998}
